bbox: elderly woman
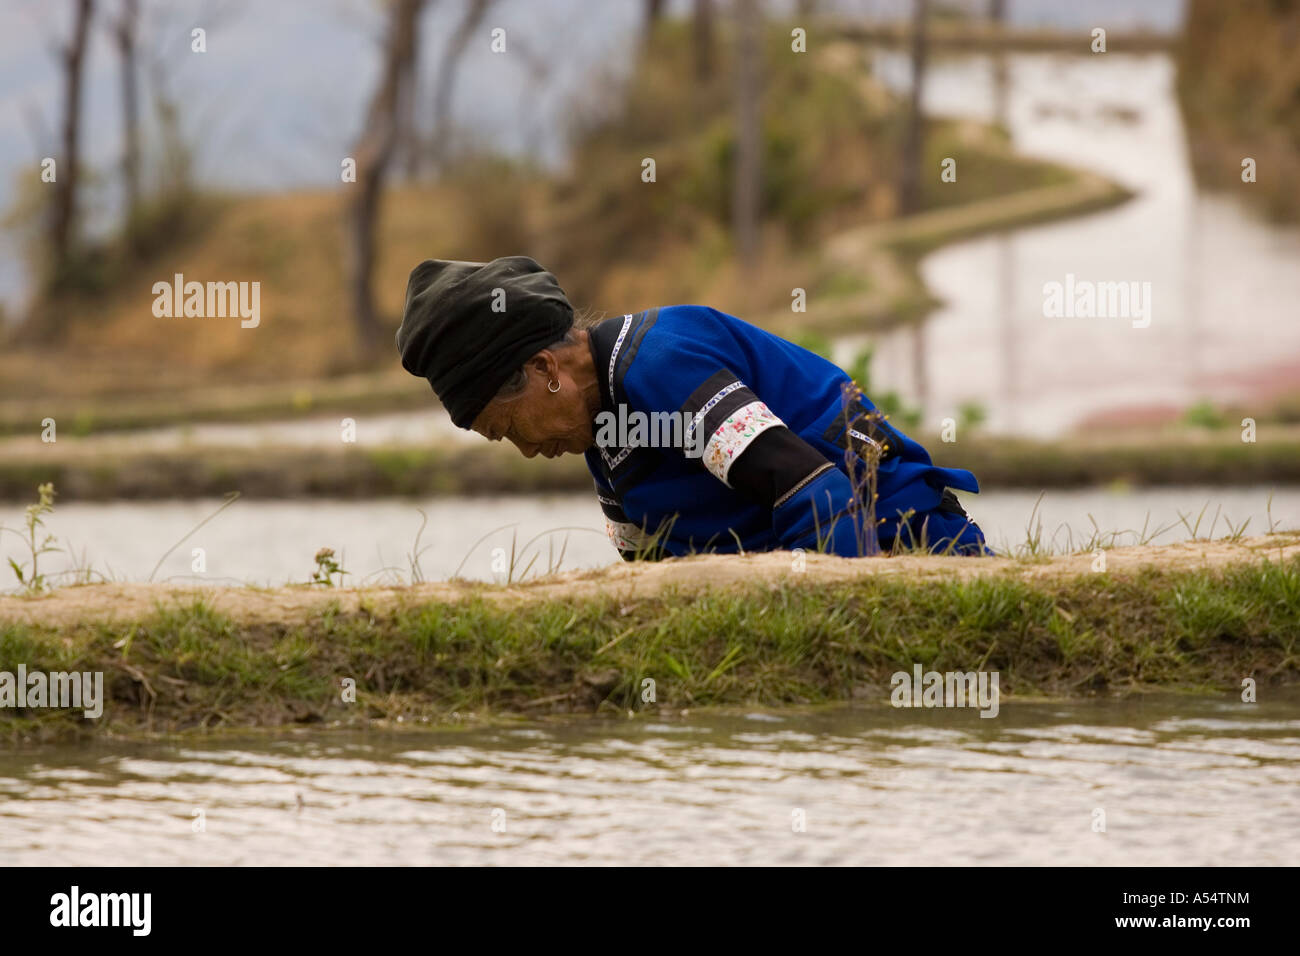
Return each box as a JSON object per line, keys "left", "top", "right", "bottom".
{"left": 397, "top": 256, "right": 992, "bottom": 559}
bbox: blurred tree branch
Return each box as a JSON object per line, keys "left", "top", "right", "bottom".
{"left": 111, "top": 0, "right": 141, "bottom": 241}
{"left": 427, "top": 0, "right": 493, "bottom": 176}
{"left": 732, "top": 0, "right": 762, "bottom": 271}
{"left": 898, "top": 0, "right": 929, "bottom": 216}
{"left": 47, "top": 0, "right": 95, "bottom": 292}
{"left": 693, "top": 0, "right": 714, "bottom": 82}
{"left": 346, "top": 0, "right": 426, "bottom": 354}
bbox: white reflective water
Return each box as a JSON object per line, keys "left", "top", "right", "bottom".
{"left": 2, "top": 486, "right": 1297, "bottom": 586}
{"left": 859, "top": 51, "right": 1300, "bottom": 437}
{"left": 2, "top": 695, "right": 1297, "bottom": 865}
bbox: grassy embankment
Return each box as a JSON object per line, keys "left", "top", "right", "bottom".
{"left": 1, "top": 534, "right": 1297, "bottom": 742}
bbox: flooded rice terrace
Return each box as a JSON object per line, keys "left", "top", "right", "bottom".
{"left": 2, "top": 694, "right": 1297, "bottom": 865}
{"left": 859, "top": 51, "right": 1300, "bottom": 436}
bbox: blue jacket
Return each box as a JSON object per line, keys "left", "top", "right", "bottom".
{"left": 584, "top": 305, "right": 986, "bottom": 558}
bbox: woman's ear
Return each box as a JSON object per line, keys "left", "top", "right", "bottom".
{"left": 528, "top": 351, "right": 556, "bottom": 381}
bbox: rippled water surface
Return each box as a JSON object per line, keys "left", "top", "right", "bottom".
{"left": 3, "top": 695, "right": 1297, "bottom": 865}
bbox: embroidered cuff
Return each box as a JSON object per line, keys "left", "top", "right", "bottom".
{"left": 605, "top": 518, "right": 651, "bottom": 553}
{"left": 702, "top": 399, "right": 784, "bottom": 485}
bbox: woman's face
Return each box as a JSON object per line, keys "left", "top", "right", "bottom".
{"left": 470, "top": 354, "right": 595, "bottom": 458}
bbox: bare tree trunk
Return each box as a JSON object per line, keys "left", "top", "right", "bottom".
{"left": 732, "top": 0, "right": 762, "bottom": 271}
{"left": 396, "top": 0, "right": 431, "bottom": 180}
{"left": 643, "top": 0, "right": 666, "bottom": 43}
{"left": 113, "top": 0, "right": 141, "bottom": 234}
{"left": 49, "top": 0, "right": 95, "bottom": 282}
{"left": 693, "top": 0, "right": 714, "bottom": 82}
{"left": 347, "top": 0, "right": 425, "bottom": 354}
{"left": 429, "top": 0, "right": 492, "bottom": 174}
{"left": 989, "top": 0, "right": 1008, "bottom": 129}
{"left": 898, "top": 0, "right": 928, "bottom": 216}
{"left": 396, "top": 67, "right": 418, "bottom": 180}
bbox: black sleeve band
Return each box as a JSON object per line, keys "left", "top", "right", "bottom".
{"left": 725, "top": 426, "right": 838, "bottom": 510}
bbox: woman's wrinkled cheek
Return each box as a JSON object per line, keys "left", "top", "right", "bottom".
{"left": 573, "top": 404, "right": 595, "bottom": 442}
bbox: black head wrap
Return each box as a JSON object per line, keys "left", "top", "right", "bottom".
{"left": 395, "top": 256, "right": 575, "bottom": 429}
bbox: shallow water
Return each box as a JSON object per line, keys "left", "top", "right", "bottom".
{"left": 2, "top": 485, "right": 1295, "bottom": 587}
{"left": 855, "top": 51, "right": 1300, "bottom": 437}
{"left": 1, "top": 694, "right": 1296, "bottom": 866}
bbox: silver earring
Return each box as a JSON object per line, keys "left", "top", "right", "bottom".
{"left": 547, "top": 380, "right": 560, "bottom": 393}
